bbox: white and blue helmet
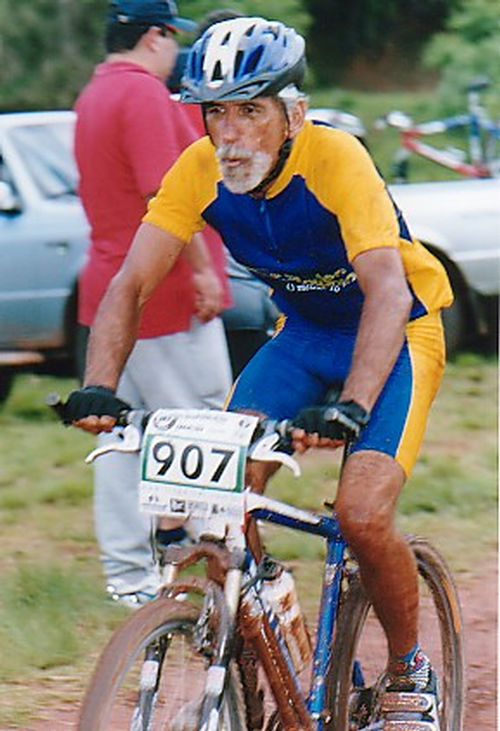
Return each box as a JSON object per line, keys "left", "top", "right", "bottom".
{"left": 181, "top": 17, "right": 306, "bottom": 103}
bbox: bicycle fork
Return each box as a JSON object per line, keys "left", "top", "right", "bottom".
{"left": 159, "top": 542, "right": 245, "bottom": 731}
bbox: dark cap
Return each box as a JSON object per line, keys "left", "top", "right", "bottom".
{"left": 108, "top": 0, "right": 196, "bottom": 32}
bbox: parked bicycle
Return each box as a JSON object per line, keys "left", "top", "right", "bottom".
{"left": 49, "top": 398, "right": 465, "bottom": 730}
{"left": 376, "top": 76, "right": 500, "bottom": 182}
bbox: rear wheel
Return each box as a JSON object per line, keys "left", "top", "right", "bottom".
{"left": 325, "top": 536, "right": 465, "bottom": 730}
{"left": 79, "top": 587, "right": 246, "bottom": 730}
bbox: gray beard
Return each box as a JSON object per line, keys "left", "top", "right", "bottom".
{"left": 216, "top": 145, "right": 273, "bottom": 194}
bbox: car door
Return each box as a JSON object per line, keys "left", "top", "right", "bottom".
{"left": 392, "top": 178, "right": 500, "bottom": 297}
{"left": 0, "top": 117, "right": 88, "bottom": 350}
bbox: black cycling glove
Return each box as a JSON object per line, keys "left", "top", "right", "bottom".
{"left": 295, "top": 400, "right": 370, "bottom": 441}
{"left": 63, "top": 385, "right": 131, "bottom": 424}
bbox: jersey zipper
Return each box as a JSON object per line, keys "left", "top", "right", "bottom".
{"left": 258, "top": 197, "right": 281, "bottom": 261}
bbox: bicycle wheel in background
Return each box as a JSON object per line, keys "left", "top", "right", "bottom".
{"left": 326, "top": 535, "right": 465, "bottom": 731}
{"left": 78, "top": 584, "right": 247, "bottom": 730}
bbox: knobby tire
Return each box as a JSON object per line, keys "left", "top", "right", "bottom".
{"left": 326, "top": 535, "right": 465, "bottom": 731}
{"left": 78, "top": 591, "right": 247, "bottom": 730}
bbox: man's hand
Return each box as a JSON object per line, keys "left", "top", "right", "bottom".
{"left": 291, "top": 400, "right": 370, "bottom": 454}
{"left": 193, "top": 268, "right": 223, "bottom": 322}
{"left": 64, "top": 386, "right": 131, "bottom": 434}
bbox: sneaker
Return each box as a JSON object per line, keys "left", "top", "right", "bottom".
{"left": 106, "top": 584, "right": 157, "bottom": 609}
{"left": 379, "top": 651, "right": 441, "bottom": 730}
{"left": 155, "top": 526, "right": 190, "bottom": 547}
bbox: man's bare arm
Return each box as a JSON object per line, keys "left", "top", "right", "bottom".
{"left": 292, "top": 247, "right": 412, "bottom": 453}
{"left": 340, "top": 247, "right": 413, "bottom": 411}
{"left": 84, "top": 222, "right": 186, "bottom": 391}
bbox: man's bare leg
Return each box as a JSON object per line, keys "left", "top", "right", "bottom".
{"left": 334, "top": 449, "right": 419, "bottom": 658}
{"left": 244, "top": 460, "right": 281, "bottom": 562}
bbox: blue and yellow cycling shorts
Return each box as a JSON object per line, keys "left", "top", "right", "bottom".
{"left": 228, "top": 311, "right": 445, "bottom": 477}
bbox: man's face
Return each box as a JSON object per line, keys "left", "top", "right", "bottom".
{"left": 155, "top": 28, "right": 179, "bottom": 81}
{"left": 204, "top": 98, "right": 289, "bottom": 194}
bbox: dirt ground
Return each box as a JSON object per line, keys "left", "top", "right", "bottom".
{"left": 17, "top": 558, "right": 498, "bottom": 731}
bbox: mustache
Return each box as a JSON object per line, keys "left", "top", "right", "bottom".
{"left": 216, "top": 144, "right": 252, "bottom": 162}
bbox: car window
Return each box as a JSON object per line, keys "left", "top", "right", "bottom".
{"left": 8, "top": 122, "right": 78, "bottom": 199}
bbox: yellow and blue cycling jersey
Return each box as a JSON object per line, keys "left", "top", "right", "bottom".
{"left": 144, "top": 119, "right": 452, "bottom": 331}
{"left": 144, "top": 120, "right": 452, "bottom": 475}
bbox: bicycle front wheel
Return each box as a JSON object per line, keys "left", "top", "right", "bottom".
{"left": 326, "top": 536, "right": 465, "bottom": 731}
{"left": 78, "top": 587, "right": 246, "bottom": 730}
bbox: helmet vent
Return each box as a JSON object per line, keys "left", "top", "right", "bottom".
{"left": 212, "top": 60, "right": 223, "bottom": 81}
{"left": 234, "top": 50, "right": 244, "bottom": 77}
{"left": 244, "top": 47, "right": 264, "bottom": 75}
{"left": 221, "top": 31, "right": 231, "bottom": 46}
{"left": 245, "top": 24, "right": 256, "bottom": 37}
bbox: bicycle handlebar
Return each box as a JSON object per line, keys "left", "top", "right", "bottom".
{"left": 46, "top": 395, "right": 351, "bottom": 473}
{"left": 46, "top": 392, "right": 296, "bottom": 451}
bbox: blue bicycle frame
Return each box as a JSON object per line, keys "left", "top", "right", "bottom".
{"left": 249, "top": 501, "right": 350, "bottom": 729}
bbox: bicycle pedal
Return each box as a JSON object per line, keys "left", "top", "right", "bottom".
{"left": 381, "top": 692, "right": 436, "bottom": 715}
{"left": 350, "top": 687, "right": 379, "bottom": 727}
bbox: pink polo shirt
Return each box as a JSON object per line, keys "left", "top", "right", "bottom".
{"left": 75, "top": 60, "right": 229, "bottom": 338}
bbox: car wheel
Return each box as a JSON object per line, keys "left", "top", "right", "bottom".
{"left": 424, "top": 247, "right": 473, "bottom": 360}
{"left": 441, "top": 270, "right": 470, "bottom": 359}
{"left": 0, "top": 368, "right": 15, "bottom": 405}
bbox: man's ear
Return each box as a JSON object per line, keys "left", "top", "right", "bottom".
{"left": 143, "top": 25, "right": 162, "bottom": 52}
{"left": 288, "top": 99, "right": 308, "bottom": 139}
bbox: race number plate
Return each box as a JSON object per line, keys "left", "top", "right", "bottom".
{"left": 139, "top": 409, "right": 259, "bottom": 519}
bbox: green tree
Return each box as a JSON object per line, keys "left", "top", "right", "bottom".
{"left": 185, "top": 0, "right": 310, "bottom": 35}
{"left": 302, "top": 0, "right": 460, "bottom": 86}
{"left": 423, "top": 0, "right": 500, "bottom": 112}
{"left": 0, "top": 0, "right": 311, "bottom": 110}
{"left": 0, "top": 0, "right": 107, "bottom": 110}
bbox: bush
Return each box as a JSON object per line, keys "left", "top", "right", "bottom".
{"left": 424, "top": 0, "right": 500, "bottom": 114}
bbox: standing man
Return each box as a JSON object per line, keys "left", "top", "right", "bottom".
{"left": 74, "top": 0, "right": 232, "bottom": 607}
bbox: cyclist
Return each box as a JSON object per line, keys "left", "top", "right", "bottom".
{"left": 64, "top": 17, "right": 452, "bottom": 728}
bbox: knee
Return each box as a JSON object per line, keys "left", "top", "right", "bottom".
{"left": 245, "top": 460, "right": 281, "bottom": 494}
{"left": 335, "top": 494, "right": 393, "bottom": 556}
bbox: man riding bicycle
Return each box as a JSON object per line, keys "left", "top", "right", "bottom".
{"left": 65, "top": 16, "right": 452, "bottom": 729}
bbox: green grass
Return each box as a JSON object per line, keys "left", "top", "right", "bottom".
{"left": 0, "top": 357, "right": 497, "bottom": 726}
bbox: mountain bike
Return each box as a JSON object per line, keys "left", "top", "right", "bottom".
{"left": 376, "top": 76, "right": 500, "bottom": 182}
{"left": 50, "top": 400, "right": 465, "bottom": 730}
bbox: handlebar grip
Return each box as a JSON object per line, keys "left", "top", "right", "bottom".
{"left": 46, "top": 393, "right": 133, "bottom": 427}
{"left": 115, "top": 409, "right": 132, "bottom": 427}
{"left": 46, "top": 392, "right": 70, "bottom": 424}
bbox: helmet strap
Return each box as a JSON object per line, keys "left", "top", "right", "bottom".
{"left": 249, "top": 137, "right": 293, "bottom": 197}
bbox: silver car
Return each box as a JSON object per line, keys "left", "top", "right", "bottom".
{"left": 391, "top": 177, "right": 500, "bottom": 354}
{"left": 0, "top": 111, "right": 88, "bottom": 401}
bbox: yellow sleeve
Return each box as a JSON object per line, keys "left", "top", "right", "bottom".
{"left": 143, "top": 137, "right": 219, "bottom": 243}
{"left": 307, "top": 128, "right": 400, "bottom": 261}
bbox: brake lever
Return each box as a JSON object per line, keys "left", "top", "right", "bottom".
{"left": 85, "top": 424, "right": 142, "bottom": 463}
{"left": 249, "top": 433, "right": 301, "bottom": 477}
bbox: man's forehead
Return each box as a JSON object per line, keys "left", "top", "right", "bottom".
{"left": 206, "top": 97, "right": 279, "bottom": 109}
